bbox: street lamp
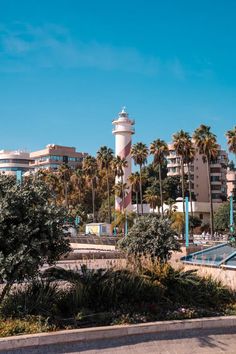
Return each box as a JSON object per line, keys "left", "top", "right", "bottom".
{"left": 230, "top": 193, "right": 234, "bottom": 233}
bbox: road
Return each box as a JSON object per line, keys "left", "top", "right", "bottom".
{"left": 2, "top": 327, "right": 236, "bottom": 354}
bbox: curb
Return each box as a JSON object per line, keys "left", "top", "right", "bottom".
{"left": 0, "top": 316, "right": 236, "bottom": 351}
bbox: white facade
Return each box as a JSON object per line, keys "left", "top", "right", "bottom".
{"left": 0, "top": 150, "right": 33, "bottom": 176}
{"left": 112, "top": 108, "right": 135, "bottom": 211}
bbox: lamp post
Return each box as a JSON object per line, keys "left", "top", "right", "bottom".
{"left": 185, "top": 196, "right": 189, "bottom": 247}
{"left": 230, "top": 193, "right": 234, "bottom": 233}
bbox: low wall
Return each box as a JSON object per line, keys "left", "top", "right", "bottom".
{"left": 181, "top": 263, "right": 236, "bottom": 290}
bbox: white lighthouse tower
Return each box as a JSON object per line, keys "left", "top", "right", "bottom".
{"left": 112, "top": 107, "right": 135, "bottom": 211}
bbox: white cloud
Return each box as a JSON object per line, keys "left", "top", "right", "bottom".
{"left": 0, "top": 23, "right": 160, "bottom": 74}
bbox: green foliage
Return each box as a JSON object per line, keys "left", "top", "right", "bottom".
{"left": 1, "top": 280, "right": 61, "bottom": 319}
{"left": 214, "top": 202, "right": 236, "bottom": 231}
{"left": 0, "top": 175, "right": 70, "bottom": 302}
{"left": 119, "top": 215, "right": 180, "bottom": 263}
{"left": 0, "top": 317, "right": 55, "bottom": 337}
{"left": 43, "top": 265, "right": 162, "bottom": 314}
{"left": 162, "top": 176, "right": 182, "bottom": 201}
{"left": 144, "top": 264, "right": 234, "bottom": 310}
{"left": 0, "top": 264, "right": 235, "bottom": 335}
{"left": 189, "top": 215, "right": 202, "bottom": 229}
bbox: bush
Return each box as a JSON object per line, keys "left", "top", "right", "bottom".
{"left": 45, "top": 265, "right": 164, "bottom": 313}
{"left": 142, "top": 264, "right": 235, "bottom": 310}
{"left": 214, "top": 202, "right": 236, "bottom": 232}
{"left": 0, "top": 264, "right": 235, "bottom": 336}
{"left": 1, "top": 280, "right": 62, "bottom": 319}
{"left": 119, "top": 215, "right": 180, "bottom": 264}
{"left": 0, "top": 317, "right": 55, "bottom": 337}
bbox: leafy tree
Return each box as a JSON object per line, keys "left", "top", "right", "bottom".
{"left": 119, "top": 215, "right": 180, "bottom": 264}
{"left": 0, "top": 176, "right": 70, "bottom": 304}
{"left": 214, "top": 202, "right": 236, "bottom": 232}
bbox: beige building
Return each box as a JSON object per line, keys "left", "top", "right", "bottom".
{"left": 167, "top": 143, "right": 228, "bottom": 203}
{"left": 226, "top": 168, "right": 236, "bottom": 197}
{"left": 0, "top": 150, "right": 33, "bottom": 176}
{"left": 30, "top": 144, "right": 87, "bottom": 171}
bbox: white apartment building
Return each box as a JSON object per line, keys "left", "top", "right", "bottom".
{"left": 0, "top": 150, "right": 33, "bottom": 176}
{"left": 167, "top": 143, "right": 228, "bottom": 203}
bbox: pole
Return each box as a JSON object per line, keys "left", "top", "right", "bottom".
{"left": 185, "top": 196, "right": 189, "bottom": 247}
{"left": 16, "top": 170, "right": 22, "bottom": 184}
{"left": 230, "top": 194, "right": 234, "bottom": 233}
{"left": 125, "top": 212, "right": 128, "bottom": 236}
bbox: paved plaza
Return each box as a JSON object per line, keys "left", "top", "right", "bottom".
{"left": 2, "top": 327, "right": 236, "bottom": 354}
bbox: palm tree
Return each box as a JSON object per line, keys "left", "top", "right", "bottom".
{"left": 144, "top": 188, "right": 160, "bottom": 213}
{"left": 113, "top": 182, "right": 129, "bottom": 235}
{"left": 182, "top": 134, "right": 195, "bottom": 218}
{"left": 193, "top": 124, "right": 218, "bottom": 237}
{"left": 97, "top": 146, "right": 114, "bottom": 223}
{"left": 226, "top": 126, "right": 236, "bottom": 162}
{"left": 128, "top": 172, "right": 140, "bottom": 215}
{"left": 172, "top": 130, "right": 188, "bottom": 224}
{"left": 83, "top": 155, "right": 98, "bottom": 222}
{"left": 58, "top": 164, "right": 72, "bottom": 208}
{"left": 71, "top": 168, "right": 85, "bottom": 205}
{"left": 131, "top": 142, "right": 149, "bottom": 215}
{"left": 112, "top": 156, "right": 128, "bottom": 212}
{"left": 150, "top": 139, "right": 168, "bottom": 216}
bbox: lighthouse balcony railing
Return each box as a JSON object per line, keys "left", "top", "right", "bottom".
{"left": 112, "top": 128, "right": 135, "bottom": 134}
{"left": 112, "top": 119, "right": 135, "bottom": 125}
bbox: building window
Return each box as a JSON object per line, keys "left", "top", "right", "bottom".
{"left": 212, "top": 193, "right": 222, "bottom": 199}
{"left": 211, "top": 176, "right": 220, "bottom": 182}
{"left": 0, "top": 159, "right": 30, "bottom": 164}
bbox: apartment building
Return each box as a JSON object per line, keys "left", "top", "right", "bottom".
{"left": 30, "top": 144, "right": 87, "bottom": 171}
{"left": 167, "top": 143, "right": 228, "bottom": 203}
{"left": 226, "top": 168, "right": 236, "bottom": 197}
{"left": 0, "top": 150, "right": 33, "bottom": 176}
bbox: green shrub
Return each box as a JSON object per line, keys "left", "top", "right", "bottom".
{"left": 142, "top": 264, "right": 235, "bottom": 310}
{"left": 0, "top": 280, "right": 62, "bottom": 319}
{"left": 49, "top": 265, "right": 164, "bottom": 313}
{"left": 0, "top": 317, "right": 55, "bottom": 337}
{"left": 119, "top": 215, "right": 180, "bottom": 264}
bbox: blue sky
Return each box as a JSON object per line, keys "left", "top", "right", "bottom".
{"left": 0, "top": 0, "right": 236, "bottom": 156}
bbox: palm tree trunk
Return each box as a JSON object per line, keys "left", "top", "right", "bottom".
{"left": 181, "top": 157, "right": 185, "bottom": 239}
{"left": 187, "top": 163, "right": 193, "bottom": 218}
{"left": 207, "top": 158, "right": 214, "bottom": 237}
{"left": 136, "top": 191, "right": 139, "bottom": 216}
{"left": 121, "top": 175, "right": 124, "bottom": 213}
{"left": 159, "top": 164, "right": 164, "bottom": 216}
{"left": 139, "top": 165, "right": 143, "bottom": 215}
{"left": 64, "top": 180, "right": 68, "bottom": 208}
{"left": 92, "top": 179, "right": 95, "bottom": 222}
{"left": 106, "top": 169, "right": 111, "bottom": 224}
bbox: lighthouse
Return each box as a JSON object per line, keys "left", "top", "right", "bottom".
{"left": 112, "top": 107, "right": 135, "bottom": 211}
